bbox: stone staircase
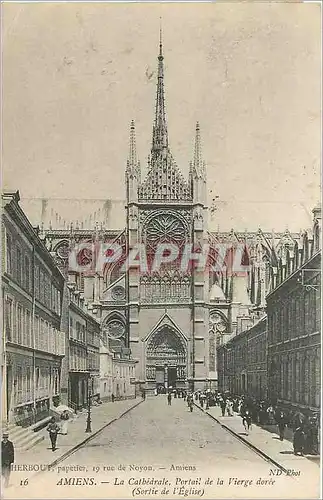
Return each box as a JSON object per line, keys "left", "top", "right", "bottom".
{"left": 3, "top": 419, "right": 49, "bottom": 451}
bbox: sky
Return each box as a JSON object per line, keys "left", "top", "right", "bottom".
{"left": 2, "top": 2, "right": 321, "bottom": 231}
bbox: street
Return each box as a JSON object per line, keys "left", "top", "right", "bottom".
{"left": 5, "top": 396, "right": 318, "bottom": 499}
{"left": 63, "top": 396, "right": 269, "bottom": 468}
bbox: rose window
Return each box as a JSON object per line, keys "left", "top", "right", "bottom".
{"left": 145, "top": 214, "right": 186, "bottom": 249}
{"left": 105, "top": 320, "right": 125, "bottom": 340}
{"left": 111, "top": 286, "right": 126, "bottom": 300}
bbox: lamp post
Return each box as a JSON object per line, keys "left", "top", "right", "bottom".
{"left": 85, "top": 376, "right": 92, "bottom": 433}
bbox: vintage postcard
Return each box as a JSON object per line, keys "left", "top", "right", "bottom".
{"left": 1, "top": 1, "right": 321, "bottom": 499}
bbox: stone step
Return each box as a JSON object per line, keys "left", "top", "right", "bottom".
{"left": 2, "top": 422, "right": 17, "bottom": 432}
{"left": 3, "top": 417, "right": 52, "bottom": 451}
{"left": 6, "top": 425, "right": 28, "bottom": 441}
{"left": 16, "top": 432, "right": 44, "bottom": 452}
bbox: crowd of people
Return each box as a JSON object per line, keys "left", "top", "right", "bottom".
{"left": 159, "top": 388, "right": 320, "bottom": 457}
{"left": 205, "top": 391, "right": 320, "bottom": 456}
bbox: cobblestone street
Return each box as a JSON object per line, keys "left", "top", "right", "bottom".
{"left": 5, "top": 396, "right": 319, "bottom": 499}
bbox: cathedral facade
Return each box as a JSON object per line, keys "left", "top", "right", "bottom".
{"left": 41, "top": 37, "right": 303, "bottom": 393}
{"left": 124, "top": 38, "right": 210, "bottom": 392}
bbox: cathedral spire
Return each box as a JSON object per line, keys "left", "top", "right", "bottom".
{"left": 127, "top": 120, "right": 140, "bottom": 179}
{"left": 151, "top": 26, "right": 168, "bottom": 158}
{"left": 128, "top": 120, "right": 137, "bottom": 166}
{"left": 193, "top": 122, "right": 205, "bottom": 179}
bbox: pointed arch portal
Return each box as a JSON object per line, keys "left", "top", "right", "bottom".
{"left": 146, "top": 326, "right": 187, "bottom": 389}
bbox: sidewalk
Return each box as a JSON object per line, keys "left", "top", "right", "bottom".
{"left": 11, "top": 398, "right": 142, "bottom": 483}
{"left": 200, "top": 404, "right": 320, "bottom": 476}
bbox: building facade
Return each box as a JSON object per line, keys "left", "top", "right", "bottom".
{"left": 100, "top": 340, "right": 136, "bottom": 402}
{"left": 267, "top": 207, "right": 321, "bottom": 414}
{"left": 2, "top": 191, "right": 65, "bottom": 426}
{"left": 217, "top": 315, "right": 267, "bottom": 398}
{"left": 59, "top": 283, "right": 100, "bottom": 410}
{"left": 217, "top": 206, "right": 321, "bottom": 416}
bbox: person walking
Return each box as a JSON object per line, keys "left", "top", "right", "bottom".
{"left": 242, "top": 410, "right": 252, "bottom": 435}
{"left": 47, "top": 416, "right": 60, "bottom": 451}
{"left": 220, "top": 398, "right": 226, "bottom": 417}
{"left": 226, "top": 399, "right": 234, "bottom": 416}
{"left": 167, "top": 392, "right": 172, "bottom": 406}
{"left": 277, "top": 411, "right": 286, "bottom": 441}
{"left": 293, "top": 426, "right": 305, "bottom": 456}
{"left": 267, "top": 405, "right": 275, "bottom": 425}
{"left": 1, "top": 432, "right": 14, "bottom": 488}
{"left": 60, "top": 410, "right": 69, "bottom": 435}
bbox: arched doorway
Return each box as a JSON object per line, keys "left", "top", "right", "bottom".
{"left": 146, "top": 326, "right": 187, "bottom": 391}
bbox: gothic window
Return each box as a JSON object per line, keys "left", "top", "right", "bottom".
{"left": 209, "top": 311, "right": 227, "bottom": 333}
{"left": 105, "top": 261, "right": 125, "bottom": 287}
{"left": 56, "top": 241, "right": 69, "bottom": 259}
{"left": 103, "top": 316, "right": 126, "bottom": 350}
{"left": 111, "top": 286, "right": 126, "bottom": 301}
{"left": 105, "top": 320, "right": 125, "bottom": 340}
{"left": 144, "top": 213, "right": 187, "bottom": 249}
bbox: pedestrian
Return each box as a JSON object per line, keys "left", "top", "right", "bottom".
{"left": 167, "top": 392, "right": 172, "bottom": 406}
{"left": 154, "top": 388, "right": 158, "bottom": 396}
{"left": 277, "top": 411, "right": 286, "bottom": 441}
{"left": 267, "top": 405, "right": 275, "bottom": 425}
{"left": 47, "top": 416, "right": 60, "bottom": 451}
{"left": 111, "top": 393, "right": 115, "bottom": 403}
{"left": 304, "top": 417, "right": 317, "bottom": 455}
{"left": 220, "top": 399, "right": 226, "bottom": 417}
{"left": 292, "top": 410, "right": 305, "bottom": 432}
{"left": 1, "top": 432, "right": 14, "bottom": 488}
{"left": 293, "top": 426, "right": 305, "bottom": 456}
{"left": 60, "top": 410, "right": 69, "bottom": 435}
{"left": 242, "top": 410, "right": 252, "bottom": 435}
{"left": 259, "top": 403, "right": 267, "bottom": 426}
{"left": 311, "top": 416, "right": 319, "bottom": 455}
{"left": 226, "top": 399, "right": 234, "bottom": 416}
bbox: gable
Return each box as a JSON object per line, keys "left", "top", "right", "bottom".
{"left": 138, "top": 153, "right": 191, "bottom": 202}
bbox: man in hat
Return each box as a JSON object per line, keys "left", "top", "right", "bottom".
{"left": 1, "top": 432, "right": 14, "bottom": 488}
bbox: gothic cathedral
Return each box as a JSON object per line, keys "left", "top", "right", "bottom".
{"left": 125, "top": 36, "right": 211, "bottom": 391}
{"left": 44, "top": 34, "right": 297, "bottom": 394}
